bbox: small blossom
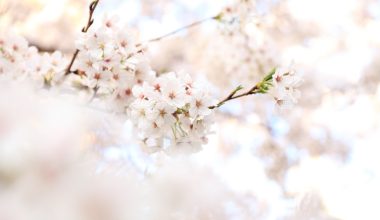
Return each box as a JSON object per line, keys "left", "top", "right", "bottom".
{"left": 270, "top": 66, "right": 302, "bottom": 108}
{"left": 189, "top": 90, "right": 213, "bottom": 118}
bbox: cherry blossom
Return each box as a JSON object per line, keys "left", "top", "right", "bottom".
{"left": 0, "top": 33, "right": 66, "bottom": 86}
{"left": 73, "top": 15, "right": 152, "bottom": 112}
{"left": 270, "top": 66, "right": 302, "bottom": 108}
{"left": 128, "top": 72, "right": 215, "bottom": 154}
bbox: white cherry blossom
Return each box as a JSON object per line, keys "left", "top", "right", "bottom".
{"left": 0, "top": 33, "right": 66, "bottom": 86}
{"left": 73, "top": 15, "right": 153, "bottom": 112}
{"left": 128, "top": 72, "right": 215, "bottom": 154}
{"left": 270, "top": 66, "right": 302, "bottom": 108}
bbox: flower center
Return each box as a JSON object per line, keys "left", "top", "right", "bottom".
{"left": 195, "top": 100, "right": 202, "bottom": 108}
{"left": 168, "top": 92, "right": 176, "bottom": 99}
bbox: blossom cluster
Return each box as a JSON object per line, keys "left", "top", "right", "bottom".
{"left": 129, "top": 72, "right": 215, "bottom": 154}
{"left": 270, "top": 67, "right": 302, "bottom": 108}
{"left": 0, "top": 33, "right": 66, "bottom": 86}
{"left": 72, "top": 15, "right": 219, "bottom": 150}
{"left": 74, "top": 15, "right": 154, "bottom": 111}
{"left": 1, "top": 7, "right": 303, "bottom": 155}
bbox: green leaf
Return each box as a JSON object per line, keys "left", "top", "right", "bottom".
{"left": 263, "top": 67, "right": 277, "bottom": 82}
{"left": 213, "top": 12, "right": 224, "bottom": 21}
{"left": 227, "top": 85, "right": 244, "bottom": 99}
{"left": 232, "top": 85, "right": 244, "bottom": 94}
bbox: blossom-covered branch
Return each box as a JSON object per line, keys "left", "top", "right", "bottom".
{"left": 0, "top": 0, "right": 302, "bottom": 154}
{"left": 65, "top": 0, "right": 100, "bottom": 75}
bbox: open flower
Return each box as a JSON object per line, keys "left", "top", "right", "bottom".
{"left": 270, "top": 66, "right": 302, "bottom": 108}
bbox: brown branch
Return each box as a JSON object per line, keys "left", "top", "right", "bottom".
{"left": 208, "top": 68, "right": 276, "bottom": 109}
{"left": 208, "top": 84, "right": 260, "bottom": 109}
{"left": 65, "top": 0, "right": 100, "bottom": 75}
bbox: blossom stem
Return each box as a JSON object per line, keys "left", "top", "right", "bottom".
{"left": 65, "top": 0, "right": 100, "bottom": 76}
{"left": 208, "top": 68, "right": 276, "bottom": 109}
{"left": 208, "top": 85, "right": 260, "bottom": 109}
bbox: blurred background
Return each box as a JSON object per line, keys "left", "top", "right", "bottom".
{"left": 1, "top": 0, "right": 380, "bottom": 219}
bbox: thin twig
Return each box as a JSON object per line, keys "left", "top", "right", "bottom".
{"left": 65, "top": 0, "right": 100, "bottom": 75}
{"left": 137, "top": 14, "right": 221, "bottom": 46}
{"left": 208, "top": 84, "right": 260, "bottom": 109}
{"left": 209, "top": 67, "right": 277, "bottom": 109}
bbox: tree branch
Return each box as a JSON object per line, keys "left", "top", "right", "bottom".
{"left": 136, "top": 13, "right": 222, "bottom": 46}
{"left": 65, "top": 0, "right": 100, "bottom": 76}
{"left": 208, "top": 85, "right": 260, "bottom": 109}
{"left": 208, "top": 68, "right": 276, "bottom": 109}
